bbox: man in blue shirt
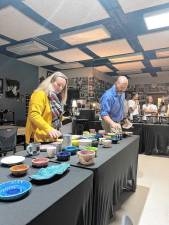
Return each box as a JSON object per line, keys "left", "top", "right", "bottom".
{"left": 100, "top": 76, "right": 128, "bottom": 132}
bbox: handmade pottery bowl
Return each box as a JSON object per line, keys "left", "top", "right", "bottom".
{"left": 57, "top": 152, "right": 71, "bottom": 161}
{"left": 98, "top": 130, "right": 106, "bottom": 135}
{"left": 10, "top": 164, "right": 29, "bottom": 176}
{"left": 79, "top": 139, "right": 92, "bottom": 149}
{"left": 82, "top": 146, "right": 98, "bottom": 157}
{"left": 63, "top": 146, "right": 79, "bottom": 155}
{"left": 71, "top": 139, "right": 79, "bottom": 147}
{"left": 102, "top": 139, "right": 112, "bottom": 148}
{"left": 32, "top": 157, "right": 49, "bottom": 167}
{"left": 77, "top": 150, "right": 95, "bottom": 165}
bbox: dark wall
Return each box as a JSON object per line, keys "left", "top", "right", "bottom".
{"left": 0, "top": 53, "right": 38, "bottom": 123}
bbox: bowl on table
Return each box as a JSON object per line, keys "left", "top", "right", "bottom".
{"left": 102, "top": 139, "right": 112, "bottom": 148}
{"left": 79, "top": 139, "right": 92, "bottom": 149}
{"left": 10, "top": 164, "right": 29, "bottom": 176}
{"left": 32, "top": 157, "right": 49, "bottom": 167}
{"left": 71, "top": 139, "right": 79, "bottom": 147}
{"left": 63, "top": 146, "right": 79, "bottom": 155}
{"left": 81, "top": 146, "right": 98, "bottom": 157}
{"left": 57, "top": 151, "right": 71, "bottom": 162}
{"left": 77, "top": 150, "right": 95, "bottom": 165}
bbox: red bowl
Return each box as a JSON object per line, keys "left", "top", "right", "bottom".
{"left": 32, "top": 157, "right": 49, "bottom": 167}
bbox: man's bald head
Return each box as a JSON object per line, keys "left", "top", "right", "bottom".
{"left": 115, "top": 76, "right": 128, "bottom": 93}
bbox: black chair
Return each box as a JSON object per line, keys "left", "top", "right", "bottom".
{"left": 121, "top": 215, "right": 133, "bottom": 225}
{"left": 0, "top": 126, "right": 18, "bottom": 155}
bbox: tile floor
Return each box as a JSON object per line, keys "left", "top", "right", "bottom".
{"left": 110, "top": 155, "right": 169, "bottom": 225}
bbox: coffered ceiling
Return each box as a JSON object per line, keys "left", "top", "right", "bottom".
{"left": 0, "top": 0, "right": 169, "bottom": 78}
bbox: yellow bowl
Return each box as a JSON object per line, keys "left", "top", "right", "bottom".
{"left": 72, "top": 139, "right": 79, "bottom": 147}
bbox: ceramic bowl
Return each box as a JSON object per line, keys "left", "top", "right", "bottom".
{"left": 57, "top": 152, "right": 71, "bottom": 161}
{"left": 98, "top": 130, "right": 106, "bottom": 135}
{"left": 102, "top": 139, "right": 112, "bottom": 148}
{"left": 32, "top": 157, "right": 49, "bottom": 167}
{"left": 82, "top": 146, "right": 97, "bottom": 157}
{"left": 89, "top": 129, "right": 96, "bottom": 134}
{"left": 99, "top": 137, "right": 106, "bottom": 145}
{"left": 79, "top": 139, "right": 92, "bottom": 149}
{"left": 112, "top": 139, "right": 119, "bottom": 144}
{"left": 10, "top": 164, "right": 29, "bottom": 176}
{"left": 63, "top": 146, "right": 79, "bottom": 155}
{"left": 71, "top": 135, "right": 81, "bottom": 140}
{"left": 95, "top": 133, "right": 103, "bottom": 140}
{"left": 77, "top": 150, "right": 95, "bottom": 165}
{"left": 91, "top": 139, "right": 99, "bottom": 147}
{"left": 72, "top": 139, "right": 79, "bottom": 147}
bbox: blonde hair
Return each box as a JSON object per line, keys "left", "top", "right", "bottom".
{"left": 35, "top": 72, "right": 68, "bottom": 104}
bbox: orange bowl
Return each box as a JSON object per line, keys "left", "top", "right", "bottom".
{"left": 10, "top": 164, "right": 29, "bottom": 176}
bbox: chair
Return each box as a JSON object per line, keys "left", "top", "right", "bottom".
{"left": 0, "top": 126, "right": 18, "bottom": 155}
{"left": 121, "top": 215, "right": 133, "bottom": 225}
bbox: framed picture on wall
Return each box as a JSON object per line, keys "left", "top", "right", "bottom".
{"left": 0, "top": 79, "right": 3, "bottom": 93}
{"left": 5, "top": 79, "right": 20, "bottom": 98}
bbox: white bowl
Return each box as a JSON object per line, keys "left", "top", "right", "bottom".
{"left": 102, "top": 139, "right": 112, "bottom": 148}
{"left": 79, "top": 139, "right": 92, "bottom": 148}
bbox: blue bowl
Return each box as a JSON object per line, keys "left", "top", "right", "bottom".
{"left": 95, "top": 133, "right": 103, "bottom": 140}
{"left": 0, "top": 180, "right": 32, "bottom": 201}
{"left": 57, "top": 152, "right": 71, "bottom": 161}
{"left": 63, "top": 146, "right": 79, "bottom": 155}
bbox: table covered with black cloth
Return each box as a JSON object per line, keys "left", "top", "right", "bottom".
{"left": 69, "top": 135, "right": 139, "bottom": 225}
{"left": 127, "top": 123, "right": 144, "bottom": 153}
{"left": 143, "top": 124, "right": 169, "bottom": 155}
{"left": 0, "top": 156, "right": 93, "bottom": 225}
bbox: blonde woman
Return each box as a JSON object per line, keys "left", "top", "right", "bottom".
{"left": 25, "top": 72, "right": 68, "bottom": 144}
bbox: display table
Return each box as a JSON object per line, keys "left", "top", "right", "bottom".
{"left": 130, "top": 123, "right": 169, "bottom": 155}
{"left": 69, "top": 135, "right": 139, "bottom": 225}
{"left": 143, "top": 124, "right": 169, "bottom": 155}
{"left": 22, "top": 135, "right": 139, "bottom": 225}
{"left": 0, "top": 157, "right": 93, "bottom": 225}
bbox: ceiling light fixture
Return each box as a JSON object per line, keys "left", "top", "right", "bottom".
{"left": 6, "top": 41, "right": 48, "bottom": 55}
{"left": 144, "top": 8, "right": 169, "bottom": 30}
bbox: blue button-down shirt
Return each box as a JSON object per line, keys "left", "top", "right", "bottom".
{"left": 100, "top": 85, "right": 125, "bottom": 122}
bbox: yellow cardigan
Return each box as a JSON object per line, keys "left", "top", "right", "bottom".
{"left": 25, "top": 90, "right": 54, "bottom": 144}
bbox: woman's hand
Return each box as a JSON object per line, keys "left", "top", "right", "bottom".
{"left": 48, "top": 129, "right": 62, "bottom": 139}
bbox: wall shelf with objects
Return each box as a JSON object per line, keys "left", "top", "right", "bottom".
{"left": 68, "top": 76, "right": 112, "bottom": 101}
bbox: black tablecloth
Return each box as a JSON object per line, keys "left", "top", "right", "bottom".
{"left": 131, "top": 123, "right": 169, "bottom": 155}
{"left": 143, "top": 124, "right": 169, "bottom": 155}
{"left": 128, "top": 123, "right": 144, "bottom": 153}
{"left": 69, "top": 135, "right": 140, "bottom": 225}
{"left": 0, "top": 157, "right": 93, "bottom": 225}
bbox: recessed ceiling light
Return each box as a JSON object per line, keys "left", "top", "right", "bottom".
{"left": 6, "top": 41, "right": 48, "bottom": 55}
{"left": 144, "top": 8, "right": 169, "bottom": 30}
